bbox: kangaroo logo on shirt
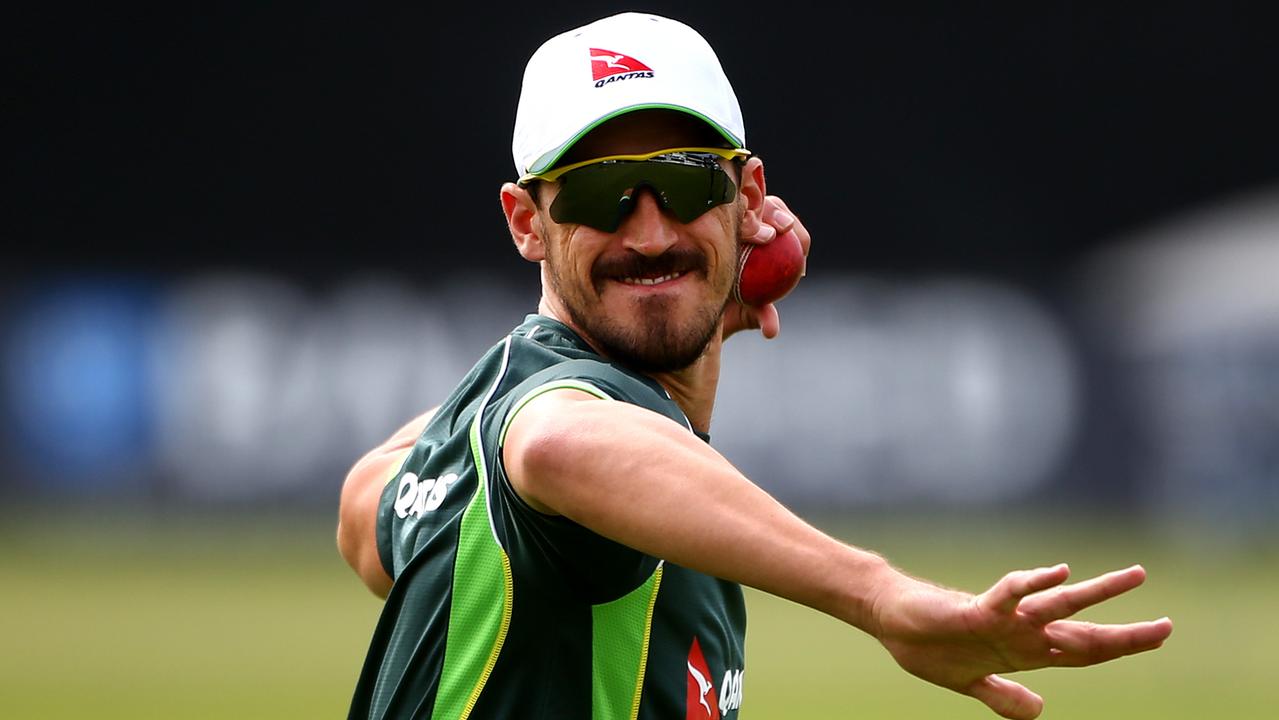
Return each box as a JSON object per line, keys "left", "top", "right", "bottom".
{"left": 686, "top": 637, "right": 720, "bottom": 720}
{"left": 686, "top": 637, "right": 744, "bottom": 718}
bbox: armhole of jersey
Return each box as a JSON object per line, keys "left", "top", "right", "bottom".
{"left": 494, "top": 378, "right": 613, "bottom": 518}
{"left": 375, "top": 446, "right": 414, "bottom": 579}
{"left": 498, "top": 378, "right": 614, "bottom": 446}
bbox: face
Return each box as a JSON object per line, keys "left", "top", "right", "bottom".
{"left": 534, "top": 113, "right": 742, "bottom": 373}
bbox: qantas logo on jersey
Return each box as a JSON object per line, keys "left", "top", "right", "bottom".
{"left": 393, "top": 472, "right": 460, "bottom": 519}
{"left": 686, "top": 637, "right": 743, "bottom": 718}
{"left": 590, "top": 48, "right": 654, "bottom": 88}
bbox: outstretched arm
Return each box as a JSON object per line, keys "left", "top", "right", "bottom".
{"left": 337, "top": 407, "right": 438, "bottom": 598}
{"left": 503, "top": 390, "right": 1172, "bottom": 720}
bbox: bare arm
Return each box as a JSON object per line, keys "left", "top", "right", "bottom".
{"left": 503, "top": 390, "right": 1172, "bottom": 720}
{"left": 504, "top": 389, "right": 890, "bottom": 628}
{"left": 337, "top": 407, "right": 439, "bottom": 598}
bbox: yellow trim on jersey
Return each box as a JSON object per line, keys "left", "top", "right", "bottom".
{"left": 460, "top": 551, "right": 514, "bottom": 719}
{"left": 630, "top": 562, "right": 665, "bottom": 719}
{"left": 433, "top": 335, "right": 515, "bottom": 720}
{"left": 498, "top": 379, "right": 614, "bottom": 446}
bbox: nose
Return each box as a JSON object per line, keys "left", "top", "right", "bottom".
{"left": 617, "top": 187, "right": 679, "bottom": 257}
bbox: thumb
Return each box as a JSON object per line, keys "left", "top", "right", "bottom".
{"left": 968, "top": 675, "right": 1044, "bottom": 720}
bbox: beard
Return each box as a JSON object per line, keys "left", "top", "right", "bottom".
{"left": 561, "top": 280, "right": 728, "bottom": 373}
{"left": 545, "top": 219, "right": 738, "bottom": 374}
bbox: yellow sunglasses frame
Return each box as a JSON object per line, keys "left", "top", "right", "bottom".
{"left": 519, "top": 146, "right": 752, "bottom": 185}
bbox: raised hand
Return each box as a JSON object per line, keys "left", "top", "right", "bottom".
{"left": 722, "top": 195, "right": 810, "bottom": 340}
{"left": 872, "top": 564, "right": 1173, "bottom": 720}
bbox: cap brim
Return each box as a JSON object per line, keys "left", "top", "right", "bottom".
{"left": 526, "top": 103, "right": 745, "bottom": 176}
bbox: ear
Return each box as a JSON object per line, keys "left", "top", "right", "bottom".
{"left": 736, "top": 157, "right": 767, "bottom": 240}
{"left": 501, "top": 182, "right": 546, "bottom": 262}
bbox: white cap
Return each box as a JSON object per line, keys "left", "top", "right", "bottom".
{"left": 511, "top": 12, "right": 746, "bottom": 178}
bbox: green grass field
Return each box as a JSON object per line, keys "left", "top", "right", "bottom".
{"left": 1, "top": 511, "right": 1274, "bottom": 719}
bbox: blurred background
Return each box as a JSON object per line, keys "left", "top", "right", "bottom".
{"left": 3, "top": 2, "right": 1277, "bottom": 718}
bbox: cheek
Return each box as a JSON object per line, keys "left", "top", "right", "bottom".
{"left": 562, "top": 228, "right": 599, "bottom": 277}
{"left": 545, "top": 224, "right": 603, "bottom": 282}
{"left": 701, "top": 205, "right": 742, "bottom": 276}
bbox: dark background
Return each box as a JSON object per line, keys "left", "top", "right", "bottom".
{"left": 9, "top": 2, "right": 1279, "bottom": 279}
{"left": 3, "top": 3, "right": 1278, "bottom": 524}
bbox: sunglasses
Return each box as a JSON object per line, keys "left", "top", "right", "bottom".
{"left": 521, "top": 147, "right": 751, "bottom": 233}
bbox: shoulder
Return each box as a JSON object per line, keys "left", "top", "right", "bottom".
{"left": 501, "top": 354, "right": 686, "bottom": 427}
{"left": 505, "top": 316, "right": 670, "bottom": 404}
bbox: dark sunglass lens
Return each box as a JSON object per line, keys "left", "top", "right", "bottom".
{"left": 548, "top": 165, "right": 636, "bottom": 232}
{"left": 662, "top": 164, "right": 736, "bottom": 223}
{"left": 548, "top": 154, "right": 737, "bottom": 231}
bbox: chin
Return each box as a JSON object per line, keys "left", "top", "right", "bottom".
{"left": 587, "top": 297, "right": 723, "bottom": 373}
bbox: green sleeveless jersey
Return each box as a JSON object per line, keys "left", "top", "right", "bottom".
{"left": 349, "top": 315, "right": 747, "bottom": 720}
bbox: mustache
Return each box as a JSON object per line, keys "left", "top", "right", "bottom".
{"left": 592, "top": 247, "right": 708, "bottom": 283}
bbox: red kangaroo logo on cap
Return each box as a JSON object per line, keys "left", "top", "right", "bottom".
{"left": 590, "top": 48, "right": 653, "bottom": 81}
{"left": 686, "top": 637, "right": 721, "bottom": 720}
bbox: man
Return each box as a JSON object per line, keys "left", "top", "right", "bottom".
{"left": 338, "top": 12, "right": 1172, "bottom": 720}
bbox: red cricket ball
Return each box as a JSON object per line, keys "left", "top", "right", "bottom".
{"left": 732, "top": 229, "right": 805, "bottom": 307}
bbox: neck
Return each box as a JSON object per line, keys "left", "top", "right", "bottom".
{"left": 648, "top": 335, "right": 722, "bottom": 434}
{"left": 537, "top": 295, "right": 722, "bottom": 434}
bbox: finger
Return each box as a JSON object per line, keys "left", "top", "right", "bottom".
{"left": 760, "top": 196, "right": 810, "bottom": 277}
{"left": 723, "top": 305, "right": 758, "bottom": 337}
{"left": 761, "top": 196, "right": 796, "bottom": 234}
{"left": 769, "top": 196, "right": 811, "bottom": 256}
{"left": 744, "top": 221, "right": 777, "bottom": 245}
{"left": 790, "top": 211, "right": 811, "bottom": 260}
{"left": 1019, "top": 565, "right": 1147, "bottom": 623}
{"left": 983, "top": 564, "right": 1071, "bottom": 614}
{"left": 1046, "top": 617, "right": 1173, "bottom": 667}
{"left": 757, "top": 303, "right": 780, "bottom": 339}
{"left": 966, "top": 674, "right": 1044, "bottom": 720}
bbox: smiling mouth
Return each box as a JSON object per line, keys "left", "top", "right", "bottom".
{"left": 619, "top": 272, "right": 684, "bottom": 286}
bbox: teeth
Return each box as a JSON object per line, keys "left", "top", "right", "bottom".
{"left": 621, "top": 272, "right": 682, "bottom": 286}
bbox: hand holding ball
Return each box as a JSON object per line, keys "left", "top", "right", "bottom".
{"left": 733, "top": 229, "right": 806, "bottom": 307}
